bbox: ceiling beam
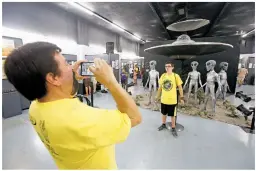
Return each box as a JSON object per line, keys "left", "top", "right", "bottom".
{"left": 204, "top": 2, "right": 230, "bottom": 37}
{"left": 148, "top": 2, "right": 173, "bottom": 40}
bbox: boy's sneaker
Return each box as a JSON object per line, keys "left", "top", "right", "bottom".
{"left": 171, "top": 128, "right": 178, "bottom": 137}
{"left": 158, "top": 124, "right": 167, "bottom": 131}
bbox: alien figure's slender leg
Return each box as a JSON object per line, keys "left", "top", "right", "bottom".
{"left": 209, "top": 84, "right": 216, "bottom": 113}
{"left": 194, "top": 82, "right": 198, "bottom": 101}
{"left": 223, "top": 84, "right": 227, "bottom": 101}
{"left": 204, "top": 85, "right": 209, "bottom": 110}
{"left": 187, "top": 82, "right": 193, "bottom": 103}
{"left": 220, "top": 84, "right": 224, "bottom": 100}
{"left": 152, "top": 81, "right": 157, "bottom": 108}
{"left": 147, "top": 82, "right": 153, "bottom": 105}
{"left": 215, "top": 86, "right": 221, "bottom": 100}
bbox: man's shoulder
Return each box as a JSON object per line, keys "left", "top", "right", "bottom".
{"left": 30, "top": 98, "right": 79, "bottom": 110}
{"left": 28, "top": 100, "right": 37, "bottom": 115}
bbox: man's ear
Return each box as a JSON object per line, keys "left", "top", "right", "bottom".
{"left": 46, "top": 73, "right": 61, "bottom": 86}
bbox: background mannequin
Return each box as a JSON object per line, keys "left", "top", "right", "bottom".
{"left": 204, "top": 60, "right": 221, "bottom": 113}
{"left": 183, "top": 61, "right": 203, "bottom": 102}
{"left": 133, "top": 65, "right": 138, "bottom": 85}
{"left": 145, "top": 60, "right": 159, "bottom": 105}
{"left": 121, "top": 69, "right": 128, "bottom": 90}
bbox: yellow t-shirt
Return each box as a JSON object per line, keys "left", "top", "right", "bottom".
{"left": 29, "top": 98, "right": 131, "bottom": 169}
{"left": 158, "top": 73, "right": 183, "bottom": 105}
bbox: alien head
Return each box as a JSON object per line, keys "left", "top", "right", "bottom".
{"left": 191, "top": 61, "right": 199, "bottom": 70}
{"left": 149, "top": 60, "right": 157, "bottom": 70}
{"left": 220, "top": 62, "right": 229, "bottom": 71}
{"left": 206, "top": 60, "right": 216, "bottom": 71}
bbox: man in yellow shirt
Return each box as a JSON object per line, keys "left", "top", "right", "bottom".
{"left": 155, "top": 61, "right": 184, "bottom": 137}
{"left": 4, "top": 42, "right": 142, "bottom": 169}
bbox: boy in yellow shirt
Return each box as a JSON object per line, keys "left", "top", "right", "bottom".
{"left": 155, "top": 61, "right": 184, "bottom": 137}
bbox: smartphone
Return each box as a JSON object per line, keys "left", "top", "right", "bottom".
{"left": 80, "top": 62, "right": 94, "bottom": 76}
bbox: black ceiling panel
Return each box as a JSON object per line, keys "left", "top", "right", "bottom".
{"left": 210, "top": 2, "right": 255, "bottom": 37}
{"left": 80, "top": 2, "right": 169, "bottom": 41}
{"left": 53, "top": 2, "right": 255, "bottom": 42}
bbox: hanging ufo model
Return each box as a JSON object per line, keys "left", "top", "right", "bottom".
{"left": 167, "top": 19, "right": 210, "bottom": 32}
{"left": 144, "top": 34, "right": 233, "bottom": 59}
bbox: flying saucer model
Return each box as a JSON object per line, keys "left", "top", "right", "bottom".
{"left": 144, "top": 34, "right": 233, "bottom": 59}
{"left": 167, "top": 19, "right": 210, "bottom": 32}
{"left": 170, "top": 55, "right": 196, "bottom": 60}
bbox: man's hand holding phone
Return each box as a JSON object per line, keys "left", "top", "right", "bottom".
{"left": 72, "top": 60, "right": 88, "bottom": 80}
{"left": 89, "top": 58, "right": 118, "bottom": 88}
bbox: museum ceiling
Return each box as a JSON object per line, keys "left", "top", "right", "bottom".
{"left": 55, "top": 2, "right": 255, "bottom": 42}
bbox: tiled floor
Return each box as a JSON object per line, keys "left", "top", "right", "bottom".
{"left": 2, "top": 82, "right": 255, "bottom": 169}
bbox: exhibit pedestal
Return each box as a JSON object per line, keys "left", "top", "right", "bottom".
{"left": 166, "top": 122, "right": 184, "bottom": 132}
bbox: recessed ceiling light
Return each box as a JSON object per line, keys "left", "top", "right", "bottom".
{"left": 110, "top": 23, "right": 124, "bottom": 32}
{"left": 132, "top": 35, "right": 141, "bottom": 40}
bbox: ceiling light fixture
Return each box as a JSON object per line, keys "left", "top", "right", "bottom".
{"left": 134, "top": 33, "right": 141, "bottom": 38}
{"left": 242, "top": 29, "right": 255, "bottom": 38}
{"left": 132, "top": 35, "right": 141, "bottom": 41}
{"left": 67, "top": 2, "right": 94, "bottom": 15}
{"left": 69, "top": 2, "right": 145, "bottom": 43}
{"left": 110, "top": 23, "right": 125, "bottom": 32}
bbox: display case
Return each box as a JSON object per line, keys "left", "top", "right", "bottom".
{"left": 2, "top": 36, "right": 30, "bottom": 118}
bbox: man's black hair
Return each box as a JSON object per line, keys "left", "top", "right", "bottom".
{"left": 4, "top": 42, "right": 62, "bottom": 101}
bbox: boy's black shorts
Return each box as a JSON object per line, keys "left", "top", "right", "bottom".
{"left": 161, "top": 103, "right": 177, "bottom": 117}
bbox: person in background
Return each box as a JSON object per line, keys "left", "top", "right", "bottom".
{"left": 84, "top": 77, "right": 91, "bottom": 96}
{"left": 91, "top": 76, "right": 97, "bottom": 93}
{"left": 121, "top": 68, "right": 128, "bottom": 90}
{"left": 133, "top": 66, "right": 138, "bottom": 85}
{"left": 155, "top": 61, "right": 184, "bottom": 137}
{"left": 4, "top": 42, "right": 142, "bottom": 169}
{"left": 129, "top": 67, "right": 133, "bottom": 78}
{"left": 237, "top": 64, "right": 248, "bottom": 87}
{"left": 141, "top": 67, "right": 145, "bottom": 77}
{"left": 137, "top": 67, "right": 141, "bottom": 79}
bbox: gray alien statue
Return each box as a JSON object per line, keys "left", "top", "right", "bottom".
{"left": 183, "top": 61, "right": 203, "bottom": 103}
{"left": 204, "top": 60, "right": 221, "bottom": 113}
{"left": 145, "top": 60, "right": 160, "bottom": 105}
{"left": 216, "top": 62, "right": 230, "bottom": 101}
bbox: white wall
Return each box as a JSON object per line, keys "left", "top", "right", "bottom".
{"left": 2, "top": 27, "right": 79, "bottom": 55}
{"left": 3, "top": 2, "right": 142, "bottom": 61}
{"left": 2, "top": 27, "right": 143, "bottom": 61}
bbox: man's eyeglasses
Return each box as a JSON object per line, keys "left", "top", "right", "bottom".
{"left": 165, "top": 65, "right": 172, "bottom": 68}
